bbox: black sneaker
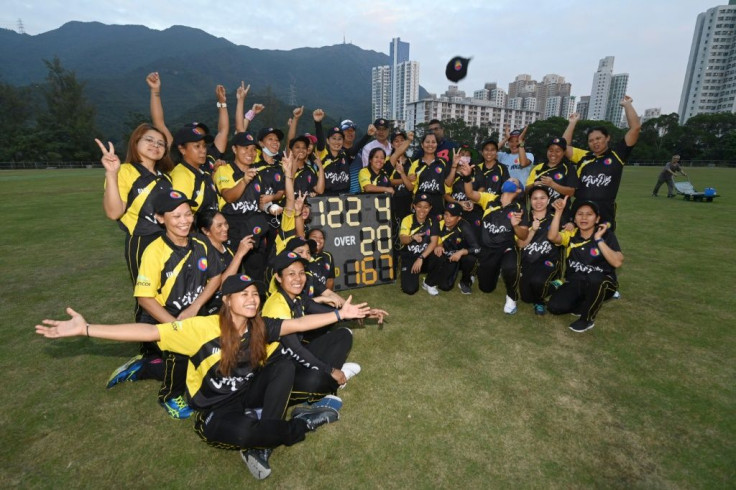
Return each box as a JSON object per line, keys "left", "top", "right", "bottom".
{"left": 291, "top": 405, "right": 339, "bottom": 431}
{"left": 569, "top": 319, "right": 595, "bottom": 333}
{"left": 458, "top": 281, "right": 472, "bottom": 295}
{"left": 241, "top": 448, "right": 272, "bottom": 480}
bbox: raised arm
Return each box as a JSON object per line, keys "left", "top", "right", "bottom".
{"left": 459, "top": 163, "right": 481, "bottom": 202}
{"left": 518, "top": 126, "right": 530, "bottom": 168}
{"left": 95, "top": 139, "right": 125, "bottom": 220}
{"left": 620, "top": 96, "right": 641, "bottom": 147}
{"left": 36, "top": 307, "right": 161, "bottom": 342}
{"left": 146, "top": 72, "right": 174, "bottom": 148}
{"left": 288, "top": 106, "right": 304, "bottom": 143}
{"left": 562, "top": 113, "right": 579, "bottom": 160}
{"left": 313, "top": 109, "right": 326, "bottom": 152}
{"left": 312, "top": 151, "right": 325, "bottom": 195}
{"left": 444, "top": 148, "right": 460, "bottom": 187}
{"left": 213, "top": 85, "right": 229, "bottom": 154}
{"left": 279, "top": 295, "right": 373, "bottom": 335}
{"left": 235, "top": 81, "right": 250, "bottom": 133}
{"left": 547, "top": 196, "right": 568, "bottom": 245}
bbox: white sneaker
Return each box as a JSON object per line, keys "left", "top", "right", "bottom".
{"left": 503, "top": 295, "right": 517, "bottom": 314}
{"left": 339, "top": 362, "right": 361, "bottom": 389}
{"left": 422, "top": 280, "right": 439, "bottom": 296}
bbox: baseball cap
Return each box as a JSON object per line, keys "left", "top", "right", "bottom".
{"left": 547, "top": 137, "right": 567, "bottom": 151}
{"left": 374, "top": 118, "right": 390, "bottom": 129}
{"left": 257, "top": 127, "right": 284, "bottom": 142}
{"left": 221, "top": 274, "right": 257, "bottom": 295}
{"left": 526, "top": 183, "right": 551, "bottom": 197}
{"left": 288, "top": 135, "right": 310, "bottom": 149}
{"left": 231, "top": 131, "right": 258, "bottom": 147}
{"left": 391, "top": 128, "right": 408, "bottom": 141}
{"left": 326, "top": 126, "right": 344, "bottom": 138}
{"left": 340, "top": 119, "right": 357, "bottom": 131}
{"left": 304, "top": 133, "right": 318, "bottom": 145}
{"left": 572, "top": 199, "right": 600, "bottom": 216}
{"left": 153, "top": 190, "right": 196, "bottom": 214}
{"left": 173, "top": 122, "right": 214, "bottom": 146}
{"left": 284, "top": 236, "right": 309, "bottom": 253}
{"left": 272, "top": 250, "right": 309, "bottom": 274}
{"left": 445, "top": 202, "right": 463, "bottom": 216}
{"left": 414, "top": 193, "right": 432, "bottom": 205}
{"left": 509, "top": 129, "right": 522, "bottom": 137}
{"left": 501, "top": 180, "right": 524, "bottom": 194}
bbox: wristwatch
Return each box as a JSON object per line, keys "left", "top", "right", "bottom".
{"left": 217, "top": 102, "right": 227, "bottom": 108}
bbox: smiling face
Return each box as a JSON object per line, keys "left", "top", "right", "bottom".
{"left": 574, "top": 204, "right": 599, "bottom": 232}
{"left": 136, "top": 129, "right": 167, "bottom": 164}
{"left": 530, "top": 188, "right": 550, "bottom": 213}
{"left": 157, "top": 202, "right": 194, "bottom": 241}
{"left": 343, "top": 127, "right": 356, "bottom": 144}
{"left": 413, "top": 200, "right": 431, "bottom": 221}
{"left": 308, "top": 229, "right": 325, "bottom": 254}
{"left": 178, "top": 140, "right": 208, "bottom": 167}
{"left": 370, "top": 149, "right": 386, "bottom": 172}
{"left": 421, "top": 134, "right": 438, "bottom": 156}
{"left": 587, "top": 130, "right": 610, "bottom": 155}
{"left": 225, "top": 284, "right": 261, "bottom": 319}
{"left": 482, "top": 143, "right": 498, "bottom": 164}
{"left": 260, "top": 133, "right": 281, "bottom": 154}
{"left": 275, "top": 261, "right": 307, "bottom": 298}
{"left": 328, "top": 133, "right": 344, "bottom": 154}
{"left": 547, "top": 145, "right": 564, "bottom": 166}
{"left": 375, "top": 125, "right": 389, "bottom": 143}
{"left": 203, "top": 212, "right": 229, "bottom": 247}
{"left": 233, "top": 144, "right": 257, "bottom": 166}
{"left": 291, "top": 141, "right": 308, "bottom": 162}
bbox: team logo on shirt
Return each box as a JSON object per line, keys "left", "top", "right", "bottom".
{"left": 325, "top": 263, "right": 331, "bottom": 270}
{"left": 254, "top": 183, "right": 261, "bottom": 192}
{"left": 425, "top": 229, "right": 431, "bottom": 236}
{"left": 590, "top": 248, "right": 600, "bottom": 257}
{"left": 307, "top": 175, "right": 312, "bottom": 183}
{"left": 253, "top": 226, "right": 262, "bottom": 235}
{"left": 554, "top": 172, "right": 563, "bottom": 180}
{"left": 507, "top": 211, "right": 514, "bottom": 219}
{"left": 544, "top": 260, "right": 554, "bottom": 267}
{"left": 274, "top": 173, "right": 282, "bottom": 182}
{"left": 603, "top": 158, "right": 612, "bottom": 166}
{"left": 492, "top": 175, "right": 499, "bottom": 182}
{"left": 475, "top": 219, "right": 481, "bottom": 226}
{"left": 309, "top": 285, "right": 314, "bottom": 296}
{"left": 197, "top": 258, "right": 208, "bottom": 270}
{"left": 455, "top": 237, "right": 462, "bottom": 244}
{"left": 169, "top": 191, "right": 182, "bottom": 199}
{"left": 434, "top": 166, "right": 443, "bottom": 174}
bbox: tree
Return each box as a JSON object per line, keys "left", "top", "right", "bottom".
{"left": 0, "top": 81, "right": 34, "bottom": 161}
{"left": 35, "top": 56, "right": 100, "bottom": 160}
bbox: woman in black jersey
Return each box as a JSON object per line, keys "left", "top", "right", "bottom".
{"left": 196, "top": 210, "right": 255, "bottom": 314}
{"left": 36, "top": 274, "right": 374, "bottom": 480}
{"left": 516, "top": 185, "right": 561, "bottom": 316}
{"left": 97, "top": 123, "right": 174, "bottom": 283}
{"left": 307, "top": 228, "right": 335, "bottom": 291}
{"left": 401, "top": 133, "right": 450, "bottom": 221}
{"left": 387, "top": 129, "right": 414, "bottom": 227}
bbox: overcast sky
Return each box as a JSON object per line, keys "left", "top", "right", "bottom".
{"left": 0, "top": 0, "right": 724, "bottom": 115}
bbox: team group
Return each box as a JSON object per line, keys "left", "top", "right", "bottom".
{"left": 36, "top": 72, "right": 640, "bottom": 479}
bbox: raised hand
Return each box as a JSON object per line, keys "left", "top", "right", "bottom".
{"left": 552, "top": 195, "right": 568, "bottom": 213}
{"left": 236, "top": 81, "right": 250, "bottom": 100}
{"left": 146, "top": 72, "right": 161, "bottom": 91}
{"left": 367, "top": 124, "right": 376, "bottom": 136}
{"left": 313, "top": 109, "right": 325, "bottom": 122}
{"left": 95, "top": 139, "right": 121, "bottom": 173}
{"left": 252, "top": 103, "right": 265, "bottom": 115}
{"left": 293, "top": 106, "right": 304, "bottom": 118}
{"left": 568, "top": 112, "right": 580, "bottom": 123}
{"left": 619, "top": 95, "right": 633, "bottom": 107}
{"left": 510, "top": 211, "right": 522, "bottom": 227}
{"left": 35, "top": 307, "right": 87, "bottom": 338}
{"left": 281, "top": 150, "right": 294, "bottom": 177}
{"left": 215, "top": 84, "right": 226, "bottom": 103}
{"left": 237, "top": 235, "right": 255, "bottom": 255}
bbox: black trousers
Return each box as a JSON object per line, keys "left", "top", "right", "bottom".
{"left": 547, "top": 273, "right": 617, "bottom": 322}
{"left": 124, "top": 232, "right": 162, "bottom": 285}
{"left": 477, "top": 247, "right": 521, "bottom": 299}
{"left": 193, "top": 357, "right": 308, "bottom": 450}
{"left": 399, "top": 252, "right": 441, "bottom": 295}
{"left": 519, "top": 259, "right": 561, "bottom": 304}
{"left": 286, "top": 327, "right": 353, "bottom": 404}
{"left": 426, "top": 254, "right": 477, "bottom": 290}
{"left": 137, "top": 312, "right": 187, "bottom": 404}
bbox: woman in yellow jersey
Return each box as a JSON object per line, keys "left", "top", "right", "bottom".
{"left": 358, "top": 147, "right": 393, "bottom": 194}
{"left": 97, "top": 123, "right": 174, "bottom": 283}
{"left": 36, "top": 274, "right": 374, "bottom": 480}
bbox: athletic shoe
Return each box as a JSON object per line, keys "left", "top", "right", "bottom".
{"left": 291, "top": 405, "right": 339, "bottom": 431}
{"left": 458, "top": 281, "right": 472, "bottom": 295}
{"left": 422, "top": 280, "right": 439, "bottom": 296}
{"left": 241, "top": 448, "right": 272, "bottom": 480}
{"left": 161, "top": 395, "right": 193, "bottom": 419}
{"left": 338, "top": 362, "right": 361, "bottom": 389}
{"left": 503, "top": 295, "right": 517, "bottom": 314}
{"left": 569, "top": 319, "right": 595, "bottom": 333}
{"left": 612, "top": 290, "right": 621, "bottom": 299}
{"left": 106, "top": 355, "right": 144, "bottom": 389}
{"left": 310, "top": 394, "right": 343, "bottom": 411}
{"left": 534, "top": 303, "right": 546, "bottom": 316}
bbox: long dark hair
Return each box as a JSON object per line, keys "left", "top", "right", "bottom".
{"left": 217, "top": 297, "right": 267, "bottom": 376}
{"left": 196, "top": 209, "right": 222, "bottom": 235}
{"left": 126, "top": 123, "right": 174, "bottom": 173}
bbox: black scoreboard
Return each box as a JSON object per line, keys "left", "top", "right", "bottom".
{"left": 309, "top": 194, "right": 395, "bottom": 291}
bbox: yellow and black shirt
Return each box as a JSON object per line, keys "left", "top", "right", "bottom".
{"left": 386, "top": 158, "right": 412, "bottom": 198}
{"left": 399, "top": 214, "right": 439, "bottom": 257}
{"left": 318, "top": 148, "right": 351, "bottom": 195}
{"left": 438, "top": 219, "right": 481, "bottom": 257}
{"left": 358, "top": 166, "right": 391, "bottom": 192}
{"left": 156, "top": 315, "right": 282, "bottom": 410}
{"left": 134, "top": 233, "right": 224, "bottom": 317}
{"left": 112, "top": 162, "right": 172, "bottom": 236}
{"left": 310, "top": 251, "right": 335, "bottom": 288}
{"left": 476, "top": 192, "right": 528, "bottom": 250}
{"left": 558, "top": 228, "right": 621, "bottom": 281}
{"left": 213, "top": 162, "right": 264, "bottom": 216}
{"left": 520, "top": 212, "right": 560, "bottom": 264}
{"left": 293, "top": 164, "right": 319, "bottom": 196}
{"left": 526, "top": 161, "right": 579, "bottom": 203}
{"left": 253, "top": 156, "right": 285, "bottom": 198}
{"left": 169, "top": 161, "right": 221, "bottom": 214}
{"left": 408, "top": 157, "right": 448, "bottom": 196}
{"left": 569, "top": 139, "right": 633, "bottom": 202}
{"left": 475, "top": 162, "right": 508, "bottom": 195}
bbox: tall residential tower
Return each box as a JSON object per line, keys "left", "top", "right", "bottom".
{"left": 371, "top": 37, "right": 420, "bottom": 126}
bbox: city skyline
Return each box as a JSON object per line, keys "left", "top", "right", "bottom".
{"left": 0, "top": 0, "right": 723, "bottom": 115}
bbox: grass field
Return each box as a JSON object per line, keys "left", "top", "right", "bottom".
{"left": 1, "top": 167, "right": 734, "bottom": 488}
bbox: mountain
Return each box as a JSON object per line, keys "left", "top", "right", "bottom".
{"left": 0, "top": 21, "right": 428, "bottom": 142}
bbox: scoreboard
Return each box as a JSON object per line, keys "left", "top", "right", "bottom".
{"left": 309, "top": 193, "right": 395, "bottom": 291}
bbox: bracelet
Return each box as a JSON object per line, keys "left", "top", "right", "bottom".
{"left": 217, "top": 102, "right": 227, "bottom": 109}
{"left": 334, "top": 310, "right": 341, "bottom": 322}
{"left": 595, "top": 238, "right": 603, "bottom": 243}
{"left": 86, "top": 323, "right": 90, "bottom": 337}
{"left": 152, "top": 92, "right": 160, "bottom": 96}
{"left": 245, "top": 110, "right": 255, "bottom": 121}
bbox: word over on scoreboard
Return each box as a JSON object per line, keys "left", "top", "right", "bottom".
{"left": 309, "top": 194, "right": 394, "bottom": 291}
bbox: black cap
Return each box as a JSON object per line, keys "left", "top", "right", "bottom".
{"left": 257, "top": 127, "right": 284, "bottom": 142}
{"left": 272, "top": 250, "right": 309, "bottom": 274}
{"left": 232, "top": 131, "right": 258, "bottom": 147}
{"left": 288, "top": 135, "right": 311, "bottom": 149}
{"left": 509, "top": 129, "right": 522, "bottom": 137}
{"left": 173, "top": 122, "right": 214, "bottom": 146}
{"left": 391, "top": 128, "right": 408, "bottom": 141}
{"left": 547, "top": 137, "right": 567, "bottom": 151}
{"left": 326, "top": 126, "right": 344, "bottom": 138}
{"left": 526, "top": 183, "right": 551, "bottom": 197}
{"left": 373, "top": 118, "right": 390, "bottom": 129}
{"left": 445, "top": 202, "right": 462, "bottom": 216}
{"left": 414, "top": 193, "right": 432, "bottom": 205}
{"left": 445, "top": 56, "right": 471, "bottom": 83}
{"left": 572, "top": 199, "right": 600, "bottom": 216}
{"left": 340, "top": 119, "right": 357, "bottom": 131}
{"left": 153, "top": 190, "right": 196, "bottom": 214}
{"left": 221, "top": 274, "right": 257, "bottom": 295}
{"left": 284, "top": 236, "right": 309, "bottom": 252}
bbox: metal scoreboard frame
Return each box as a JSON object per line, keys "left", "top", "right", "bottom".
{"left": 308, "top": 193, "right": 395, "bottom": 291}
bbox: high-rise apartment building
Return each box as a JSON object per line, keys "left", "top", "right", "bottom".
{"left": 576, "top": 96, "right": 590, "bottom": 120}
{"left": 587, "top": 56, "right": 629, "bottom": 125}
{"left": 606, "top": 73, "right": 630, "bottom": 127}
{"left": 678, "top": 1, "right": 736, "bottom": 124}
{"left": 371, "top": 37, "right": 420, "bottom": 127}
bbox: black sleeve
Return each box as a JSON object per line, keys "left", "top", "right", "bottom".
{"left": 264, "top": 317, "right": 285, "bottom": 342}
{"left": 564, "top": 161, "right": 579, "bottom": 188}
{"left": 315, "top": 120, "right": 326, "bottom": 152}
{"left": 279, "top": 333, "right": 332, "bottom": 374}
{"left": 304, "top": 297, "right": 336, "bottom": 315}
{"left": 460, "top": 221, "right": 481, "bottom": 254}
{"left": 346, "top": 133, "right": 372, "bottom": 158}
{"left": 613, "top": 139, "right": 633, "bottom": 163}
{"left": 429, "top": 218, "right": 441, "bottom": 236}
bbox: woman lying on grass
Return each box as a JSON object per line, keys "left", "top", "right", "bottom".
{"left": 35, "top": 275, "right": 384, "bottom": 480}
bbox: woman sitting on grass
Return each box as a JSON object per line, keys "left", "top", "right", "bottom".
{"left": 35, "top": 274, "right": 375, "bottom": 480}
{"left": 546, "top": 196, "right": 624, "bottom": 333}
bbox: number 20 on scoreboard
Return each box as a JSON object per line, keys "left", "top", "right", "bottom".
{"left": 311, "top": 194, "right": 395, "bottom": 290}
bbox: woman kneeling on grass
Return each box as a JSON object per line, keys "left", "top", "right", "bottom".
{"left": 35, "top": 275, "right": 375, "bottom": 480}
{"left": 546, "top": 196, "right": 624, "bottom": 332}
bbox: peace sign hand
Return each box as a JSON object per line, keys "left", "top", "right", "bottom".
{"left": 95, "top": 139, "right": 121, "bottom": 173}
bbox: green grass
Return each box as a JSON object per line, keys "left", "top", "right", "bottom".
{"left": 1, "top": 167, "right": 734, "bottom": 488}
